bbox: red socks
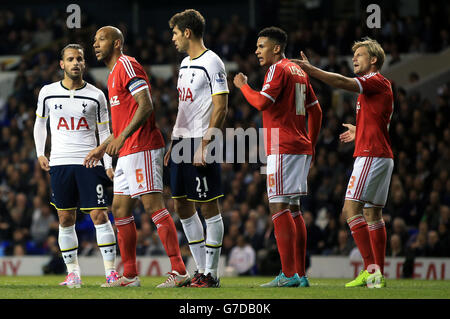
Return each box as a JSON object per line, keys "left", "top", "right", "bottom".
{"left": 291, "top": 211, "right": 307, "bottom": 277}
{"left": 152, "top": 208, "right": 186, "bottom": 275}
{"left": 115, "top": 216, "right": 138, "bottom": 278}
{"left": 272, "top": 209, "right": 297, "bottom": 278}
{"left": 347, "top": 215, "right": 375, "bottom": 272}
{"left": 368, "top": 220, "right": 386, "bottom": 274}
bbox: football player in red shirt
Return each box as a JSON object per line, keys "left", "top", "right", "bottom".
{"left": 292, "top": 37, "right": 393, "bottom": 288}
{"left": 85, "top": 26, "right": 189, "bottom": 288}
{"left": 234, "top": 27, "right": 322, "bottom": 287}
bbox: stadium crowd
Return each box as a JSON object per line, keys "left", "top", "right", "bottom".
{"left": 0, "top": 2, "right": 449, "bottom": 276}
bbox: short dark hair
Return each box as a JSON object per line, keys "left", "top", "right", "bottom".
{"left": 169, "top": 9, "right": 205, "bottom": 38}
{"left": 60, "top": 43, "right": 84, "bottom": 60}
{"left": 258, "top": 26, "right": 288, "bottom": 51}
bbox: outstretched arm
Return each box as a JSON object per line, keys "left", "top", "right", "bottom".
{"left": 291, "top": 52, "right": 360, "bottom": 93}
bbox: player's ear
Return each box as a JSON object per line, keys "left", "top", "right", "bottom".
{"left": 59, "top": 59, "right": 65, "bottom": 70}
{"left": 273, "top": 44, "right": 281, "bottom": 55}
{"left": 184, "top": 28, "right": 192, "bottom": 39}
{"left": 113, "top": 39, "right": 121, "bottom": 50}
{"left": 370, "top": 55, "right": 378, "bottom": 66}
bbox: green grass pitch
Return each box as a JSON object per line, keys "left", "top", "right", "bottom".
{"left": 0, "top": 276, "right": 449, "bottom": 299}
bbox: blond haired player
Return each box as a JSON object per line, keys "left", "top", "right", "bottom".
{"left": 292, "top": 37, "right": 393, "bottom": 288}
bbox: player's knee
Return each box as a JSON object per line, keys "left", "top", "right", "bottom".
{"left": 269, "top": 201, "right": 289, "bottom": 215}
{"left": 201, "top": 200, "right": 220, "bottom": 219}
{"left": 90, "top": 209, "right": 109, "bottom": 225}
{"left": 58, "top": 211, "right": 76, "bottom": 227}
{"left": 363, "top": 207, "right": 382, "bottom": 222}
{"left": 174, "top": 199, "right": 195, "bottom": 219}
{"left": 141, "top": 193, "right": 164, "bottom": 214}
{"left": 111, "top": 201, "right": 127, "bottom": 218}
{"left": 342, "top": 201, "right": 362, "bottom": 220}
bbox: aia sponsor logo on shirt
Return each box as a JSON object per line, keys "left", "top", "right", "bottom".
{"left": 178, "top": 87, "right": 194, "bottom": 102}
{"left": 110, "top": 96, "right": 120, "bottom": 107}
{"left": 57, "top": 116, "right": 90, "bottom": 130}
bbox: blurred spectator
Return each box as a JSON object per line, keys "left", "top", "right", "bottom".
{"left": 425, "top": 230, "right": 444, "bottom": 257}
{"left": 303, "top": 211, "right": 325, "bottom": 254}
{"left": 243, "top": 218, "right": 264, "bottom": 252}
{"left": 227, "top": 235, "right": 256, "bottom": 275}
{"left": 322, "top": 215, "right": 339, "bottom": 254}
{"left": 332, "top": 229, "right": 353, "bottom": 256}
{"left": 391, "top": 217, "right": 410, "bottom": 247}
{"left": 30, "top": 197, "right": 57, "bottom": 247}
{"left": 386, "top": 233, "right": 405, "bottom": 257}
{"left": 406, "top": 223, "right": 428, "bottom": 258}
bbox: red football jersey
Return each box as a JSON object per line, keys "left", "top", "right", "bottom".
{"left": 353, "top": 72, "right": 394, "bottom": 158}
{"left": 260, "top": 58, "right": 318, "bottom": 155}
{"left": 107, "top": 54, "right": 164, "bottom": 157}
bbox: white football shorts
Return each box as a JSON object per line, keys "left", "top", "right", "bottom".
{"left": 113, "top": 148, "right": 164, "bottom": 198}
{"left": 345, "top": 156, "right": 394, "bottom": 208}
{"left": 266, "top": 154, "right": 312, "bottom": 204}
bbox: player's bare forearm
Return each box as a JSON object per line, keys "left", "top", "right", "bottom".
{"left": 203, "top": 93, "right": 228, "bottom": 145}
{"left": 120, "top": 88, "right": 154, "bottom": 139}
{"left": 307, "top": 103, "right": 323, "bottom": 147}
{"left": 99, "top": 134, "right": 114, "bottom": 149}
{"left": 84, "top": 145, "right": 106, "bottom": 167}
{"left": 291, "top": 51, "right": 359, "bottom": 93}
{"left": 309, "top": 67, "right": 360, "bottom": 93}
{"left": 164, "top": 139, "right": 173, "bottom": 167}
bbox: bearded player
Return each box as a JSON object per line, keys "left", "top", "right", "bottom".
{"left": 33, "top": 44, "right": 118, "bottom": 288}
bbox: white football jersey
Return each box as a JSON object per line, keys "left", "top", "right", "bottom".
{"left": 36, "top": 81, "right": 110, "bottom": 166}
{"left": 172, "top": 49, "right": 229, "bottom": 138}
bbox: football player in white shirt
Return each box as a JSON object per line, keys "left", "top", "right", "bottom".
{"left": 165, "top": 9, "right": 229, "bottom": 287}
{"left": 33, "top": 44, "right": 118, "bottom": 287}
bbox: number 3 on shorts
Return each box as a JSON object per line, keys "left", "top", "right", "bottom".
{"left": 135, "top": 169, "right": 144, "bottom": 183}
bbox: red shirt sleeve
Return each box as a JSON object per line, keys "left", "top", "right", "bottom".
{"left": 354, "top": 72, "right": 385, "bottom": 94}
{"left": 241, "top": 84, "right": 273, "bottom": 111}
{"left": 259, "top": 64, "right": 284, "bottom": 103}
{"left": 305, "top": 82, "right": 319, "bottom": 108}
{"left": 118, "top": 58, "right": 149, "bottom": 92}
